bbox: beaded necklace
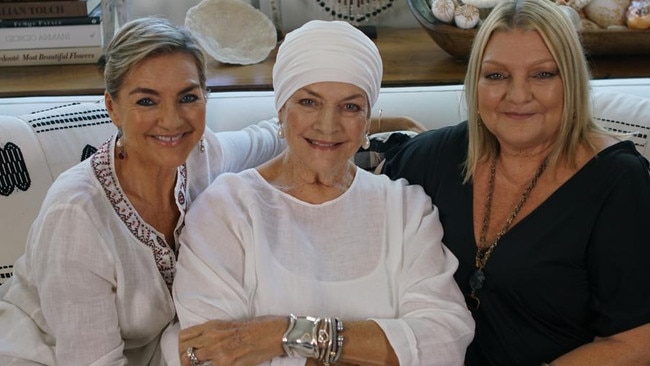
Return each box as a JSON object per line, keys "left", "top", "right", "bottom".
{"left": 314, "top": 0, "right": 396, "bottom": 24}
{"left": 466, "top": 155, "right": 549, "bottom": 311}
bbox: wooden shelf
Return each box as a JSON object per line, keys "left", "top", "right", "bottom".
{"left": 1, "top": 27, "right": 649, "bottom": 98}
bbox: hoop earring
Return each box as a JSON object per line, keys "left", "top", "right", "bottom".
{"left": 116, "top": 129, "right": 127, "bottom": 160}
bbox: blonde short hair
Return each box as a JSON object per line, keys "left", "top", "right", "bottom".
{"left": 103, "top": 16, "right": 207, "bottom": 98}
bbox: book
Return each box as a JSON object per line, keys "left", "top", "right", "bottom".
{"left": 0, "top": 45, "right": 102, "bottom": 66}
{"left": 0, "top": 0, "right": 101, "bottom": 20}
{"left": 0, "top": 0, "right": 76, "bottom": 2}
{"left": 0, "top": 4, "right": 99, "bottom": 27}
{"left": 0, "top": 22, "right": 102, "bottom": 50}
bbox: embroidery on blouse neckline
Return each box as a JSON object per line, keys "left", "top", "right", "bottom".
{"left": 91, "top": 138, "right": 188, "bottom": 289}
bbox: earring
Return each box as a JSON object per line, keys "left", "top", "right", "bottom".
{"left": 362, "top": 133, "right": 370, "bottom": 150}
{"left": 116, "top": 129, "right": 127, "bottom": 160}
{"left": 277, "top": 122, "right": 284, "bottom": 138}
{"left": 199, "top": 137, "right": 205, "bottom": 152}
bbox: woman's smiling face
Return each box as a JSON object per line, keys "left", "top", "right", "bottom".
{"left": 478, "top": 29, "right": 564, "bottom": 155}
{"left": 279, "top": 81, "right": 370, "bottom": 176}
{"left": 106, "top": 52, "right": 207, "bottom": 169}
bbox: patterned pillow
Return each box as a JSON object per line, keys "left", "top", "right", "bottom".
{"left": 592, "top": 90, "right": 650, "bottom": 160}
{"left": 0, "top": 102, "right": 115, "bottom": 285}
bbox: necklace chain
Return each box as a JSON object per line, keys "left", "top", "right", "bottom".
{"left": 475, "top": 156, "right": 549, "bottom": 270}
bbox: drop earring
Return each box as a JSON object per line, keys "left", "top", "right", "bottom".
{"left": 199, "top": 137, "right": 205, "bottom": 152}
{"left": 116, "top": 129, "right": 127, "bottom": 160}
{"left": 277, "top": 122, "right": 284, "bottom": 138}
{"left": 362, "top": 133, "right": 370, "bottom": 150}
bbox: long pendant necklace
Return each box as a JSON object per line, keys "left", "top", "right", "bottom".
{"left": 466, "top": 155, "right": 549, "bottom": 311}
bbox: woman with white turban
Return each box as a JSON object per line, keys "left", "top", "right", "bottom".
{"left": 172, "top": 20, "right": 474, "bottom": 366}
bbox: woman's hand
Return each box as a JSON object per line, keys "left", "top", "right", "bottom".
{"left": 179, "top": 316, "right": 287, "bottom": 366}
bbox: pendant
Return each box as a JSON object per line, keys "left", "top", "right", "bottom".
{"left": 465, "top": 269, "right": 485, "bottom": 311}
{"left": 469, "top": 268, "right": 485, "bottom": 291}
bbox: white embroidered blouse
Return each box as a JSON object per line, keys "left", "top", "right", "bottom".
{"left": 0, "top": 120, "right": 284, "bottom": 366}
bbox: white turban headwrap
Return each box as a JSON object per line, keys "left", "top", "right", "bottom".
{"left": 272, "top": 20, "right": 383, "bottom": 113}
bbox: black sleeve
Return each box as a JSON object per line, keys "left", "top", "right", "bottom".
{"left": 586, "top": 146, "right": 650, "bottom": 336}
{"left": 382, "top": 122, "right": 469, "bottom": 198}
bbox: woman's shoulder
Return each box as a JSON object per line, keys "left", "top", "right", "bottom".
{"left": 206, "top": 168, "right": 257, "bottom": 192}
{"left": 197, "top": 168, "right": 262, "bottom": 204}
{"left": 385, "top": 121, "right": 468, "bottom": 163}
{"left": 595, "top": 137, "right": 649, "bottom": 170}
{"left": 357, "top": 169, "right": 432, "bottom": 204}
{"left": 407, "top": 121, "right": 468, "bottom": 149}
{"left": 47, "top": 160, "right": 102, "bottom": 202}
{"left": 382, "top": 121, "right": 468, "bottom": 182}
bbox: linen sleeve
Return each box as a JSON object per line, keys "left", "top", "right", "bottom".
{"left": 209, "top": 119, "right": 286, "bottom": 173}
{"left": 370, "top": 185, "right": 475, "bottom": 365}
{"left": 29, "top": 204, "right": 126, "bottom": 366}
{"left": 174, "top": 180, "right": 250, "bottom": 327}
{"left": 586, "top": 155, "right": 650, "bottom": 335}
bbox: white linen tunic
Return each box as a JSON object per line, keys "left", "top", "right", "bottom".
{"left": 0, "top": 121, "right": 285, "bottom": 366}
{"left": 174, "top": 168, "right": 475, "bottom": 366}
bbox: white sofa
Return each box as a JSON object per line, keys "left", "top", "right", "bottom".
{"left": 1, "top": 79, "right": 650, "bottom": 284}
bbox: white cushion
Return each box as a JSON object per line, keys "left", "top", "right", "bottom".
{"left": 592, "top": 90, "right": 650, "bottom": 160}
{"left": 21, "top": 102, "right": 115, "bottom": 178}
{"left": 0, "top": 115, "right": 53, "bottom": 283}
{"left": 0, "top": 103, "right": 116, "bottom": 284}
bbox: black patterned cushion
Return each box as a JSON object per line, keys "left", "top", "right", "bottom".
{"left": 0, "top": 265, "right": 13, "bottom": 285}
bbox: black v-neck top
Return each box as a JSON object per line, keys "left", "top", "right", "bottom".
{"left": 383, "top": 121, "right": 650, "bottom": 365}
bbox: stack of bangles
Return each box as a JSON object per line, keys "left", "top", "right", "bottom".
{"left": 282, "top": 314, "right": 344, "bottom": 365}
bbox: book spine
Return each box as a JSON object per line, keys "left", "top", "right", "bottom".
{"left": 0, "top": 15, "right": 100, "bottom": 28}
{"left": 0, "top": 45, "right": 102, "bottom": 66}
{"left": 0, "top": 0, "right": 74, "bottom": 2}
{"left": 0, "top": 1, "right": 91, "bottom": 20}
{"left": 0, "top": 23, "right": 102, "bottom": 50}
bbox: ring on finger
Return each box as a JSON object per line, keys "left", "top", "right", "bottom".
{"left": 186, "top": 346, "right": 202, "bottom": 366}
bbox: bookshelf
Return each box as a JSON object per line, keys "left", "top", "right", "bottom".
{"left": 0, "top": 0, "right": 104, "bottom": 67}
{"left": 1, "top": 27, "right": 649, "bottom": 98}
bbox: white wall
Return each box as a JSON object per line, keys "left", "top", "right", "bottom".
{"left": 130, "top": 0, "right": 419, "bottom": 30}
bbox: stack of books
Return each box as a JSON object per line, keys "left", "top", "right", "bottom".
{"left": 0, "top": 0, "right": 103, "bottom": 66}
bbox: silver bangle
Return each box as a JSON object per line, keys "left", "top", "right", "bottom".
{"left": 282, "top": 314, "right": 321, "bottom": 359}
{"left": 327, "top": 318, "right": 344, "bottom": 365}
{"left": 282, "top": 314, "right": 344, "bottom": 365}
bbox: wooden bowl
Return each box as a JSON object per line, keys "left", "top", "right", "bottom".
{"left": 407, "top": 0, "right": 650, "bottom": 60}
